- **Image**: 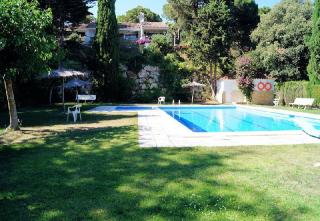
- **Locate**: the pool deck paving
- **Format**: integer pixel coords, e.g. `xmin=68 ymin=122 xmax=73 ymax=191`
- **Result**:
xmin=88 ymin=105 xmax=320 ymax=148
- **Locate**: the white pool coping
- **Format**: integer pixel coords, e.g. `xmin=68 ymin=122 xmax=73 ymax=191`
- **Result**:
xmin=88 ymin=105 xmax=320 ymax=148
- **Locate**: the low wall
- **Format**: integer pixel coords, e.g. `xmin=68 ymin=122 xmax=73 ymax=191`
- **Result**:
xmin=216 ymin=79 xmax=275 ymax=105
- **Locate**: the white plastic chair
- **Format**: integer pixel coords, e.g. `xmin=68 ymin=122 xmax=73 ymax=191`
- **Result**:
xmin=158 ymin=96 xmax=165 ymax=104
xmin=67 ymin=105 xmax=82 ymax=123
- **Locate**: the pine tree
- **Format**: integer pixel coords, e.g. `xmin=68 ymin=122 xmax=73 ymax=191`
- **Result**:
xmin=95 ymin=0 xmax=119 ymax=101
xmin=189 ymin=0 xmax=232 ymax=97
xmin=307 ymin=0 xmax=320 ymax=84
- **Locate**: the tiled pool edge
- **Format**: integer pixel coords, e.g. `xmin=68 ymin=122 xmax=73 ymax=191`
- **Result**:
xmin=137 ymin=108 xmax=320 ymax=148
xmin=88 ymin=105 xmax=320 ymax=148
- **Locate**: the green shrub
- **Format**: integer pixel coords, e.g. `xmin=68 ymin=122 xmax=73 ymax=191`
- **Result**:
xmin=134 ymin=88 xmax=163 ymax=103
xmin=68 ymin=32 xmax=82 ymax=43
xmin=277 ymin=81 xmax=320 ymax=105
xmin=149 ymin=34 xmax=173 ymax=55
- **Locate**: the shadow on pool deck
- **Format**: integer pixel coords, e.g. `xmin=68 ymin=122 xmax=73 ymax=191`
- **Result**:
xmin=0 ymin=121 xmax=306 ymax=220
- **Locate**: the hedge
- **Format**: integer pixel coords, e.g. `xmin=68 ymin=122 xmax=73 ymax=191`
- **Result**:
xmin=277 ymin=81 xmax=320 ymax=106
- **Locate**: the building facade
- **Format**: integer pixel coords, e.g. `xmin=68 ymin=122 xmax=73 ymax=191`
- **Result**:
xmin=79 ymin=22 xmax=169 ymax=45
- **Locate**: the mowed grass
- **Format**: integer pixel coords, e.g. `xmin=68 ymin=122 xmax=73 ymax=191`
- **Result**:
xmin=0 ymin=106 xmax=320 ymax=220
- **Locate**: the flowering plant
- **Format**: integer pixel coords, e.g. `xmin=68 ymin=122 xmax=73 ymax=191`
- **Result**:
xmin=238 ymin=75 xmax=254 ymax=102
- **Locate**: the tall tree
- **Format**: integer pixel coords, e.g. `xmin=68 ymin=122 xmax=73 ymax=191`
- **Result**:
xmin=307 ymin=0 xmax=320 ymax=84
xmin=232 ymin=0 xmax=260 ymax=51
xmin=251 ymin=0 xmax=312 ymax=82
xmin=189 ymin=0 xmax=232 ymax=96
xmin=166 ymin=0 xmax=213 ymax=32
xmin=95 ymin=0 xmax=119 ymax=101
xmin=118 ymin=6 xmax=162 ymax=23
xmin=0 ymin=0 xmax=55 ymax=130
xmin=259 ymin=6 xmax=271 ymax=16
xmin=38 ymin=0 xmax=94 ymax=50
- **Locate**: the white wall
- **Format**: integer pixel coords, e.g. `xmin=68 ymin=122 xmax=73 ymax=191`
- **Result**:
xmin=216 ymin=79 xmax=275 ymax=104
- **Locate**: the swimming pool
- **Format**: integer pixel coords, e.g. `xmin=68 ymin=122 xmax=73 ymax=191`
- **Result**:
xmin=160 ymin=106 xmax=320 ymax=133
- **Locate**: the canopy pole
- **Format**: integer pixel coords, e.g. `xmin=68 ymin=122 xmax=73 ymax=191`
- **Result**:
xmin=62 ymin=78 xmax=65 ymax=111
xmin=192 ymin=87 xmax=195 ymax=104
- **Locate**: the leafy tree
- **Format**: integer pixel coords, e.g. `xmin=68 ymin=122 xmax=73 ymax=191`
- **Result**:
xmin=232 ymin=0 xmax=260 ymax=51
xmin=83 ymin=15 xmax=96 ymax=24
xmin=38 ymin=0 xmax=94 ymax=48
xmin=307 ymin=0 xmax=320 ymax=84
xmin=166 ymin=0 xmax=210 ymax=31
xmin=149 ymin=34 xmax=173 ymax=55
xmin=251 ymin=0 xmax=312 ymax=82
xmin=0 ymin=0 xmax=55 ymax=130
xmin=94 ymin=0 xmax=120 ymax=101
xmin=189 ymin=0 xmax=232 ymax=96
xmin=118 ymin=6 xmax=162 ymax=23
xmin=259 ymin=6 xmax=271 ymax=16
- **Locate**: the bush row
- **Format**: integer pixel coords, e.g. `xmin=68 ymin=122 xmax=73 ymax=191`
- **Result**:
xmin=277 ymin=81 xmax=320 ymax=105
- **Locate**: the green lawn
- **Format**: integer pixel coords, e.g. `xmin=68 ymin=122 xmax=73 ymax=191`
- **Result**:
xmin=1 ymin=106 xmax=320 ymax=220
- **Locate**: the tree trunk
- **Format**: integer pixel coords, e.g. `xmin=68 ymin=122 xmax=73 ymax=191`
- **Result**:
xmin=213 ymin=62 xmax=217 ymax=96
xmin=49 ymin=85 xmax=53 ymax=105
xmin=209 ymin=63 xmax=214 ymax=98
xmin=3 ymin=77 xmax=19 ymax=130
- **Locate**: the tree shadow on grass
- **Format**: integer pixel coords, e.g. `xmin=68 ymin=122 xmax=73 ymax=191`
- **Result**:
xmin=0 ymin=105 xmax=135 ymax=128
xmin=0 ymin=124 xmax=309 ymax=220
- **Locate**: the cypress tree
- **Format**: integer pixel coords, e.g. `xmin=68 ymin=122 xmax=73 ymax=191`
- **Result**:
xmin=95 ymin=0 xmax=119 ymax=101
xmin=307 ymin=0 xmax=320 ymax=84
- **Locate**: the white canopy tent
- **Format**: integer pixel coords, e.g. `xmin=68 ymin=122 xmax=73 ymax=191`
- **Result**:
xmin=183 ymin=81 xmax=206 ymax=104
xmin=47 ymin=68 xmax=89 ymax=110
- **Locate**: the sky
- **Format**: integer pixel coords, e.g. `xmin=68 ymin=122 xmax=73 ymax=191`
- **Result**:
xmin=89 ymin=0 xmax=281 ymax=18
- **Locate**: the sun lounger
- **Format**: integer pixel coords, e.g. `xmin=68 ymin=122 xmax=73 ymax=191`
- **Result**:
xmin=76 ymin=95 xmax=96 ymax=103
xmin=289 ymin=98 xmax=314 ymax=109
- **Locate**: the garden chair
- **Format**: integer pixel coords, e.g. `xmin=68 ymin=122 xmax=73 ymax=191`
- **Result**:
xmin=67 ymin=104 xmax=82 ymax=123
xmin=273 ymin=98 xmax=280 ymax=106
xmin=158 ymin=96 xmax=165 ymax=105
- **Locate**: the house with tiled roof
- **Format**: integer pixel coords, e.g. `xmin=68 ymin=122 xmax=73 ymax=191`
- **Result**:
xmin=81 ymin=22 xmax=169 ymax=45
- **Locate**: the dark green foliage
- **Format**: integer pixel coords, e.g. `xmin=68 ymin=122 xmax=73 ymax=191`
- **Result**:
xmin=119 ymin=40 xmax=144 ymax=73
xmin=94 ymin=0 xmax=120 ymax=101
xmin=277 ymin=81 xmax=320 ymax=105
xmin=117 ymin=6 xmax=162 ymax=23
xmin=149 ymin=34 xmax=173 ymax=55
xmin=190 ymin=0 xmax=232 ymax=64
xmin=232 ymin=0 xmax=260 ymax=51
xmin=166 ymin=0 xmax=210 ymax=31
xmin=134 ymin=88 xmax=163 ymax=103
xmin=307 ymin=0 xmax=320 ymax=84
xmin=159 ymin=53 xmax=192 ymax=100
xmin=251 ymin=0 xmax=312 ymax=82
xmin=189 ymin=0 xmax=232 ymax=94
xmin=38 ymin=0 xmax=93 ymax=26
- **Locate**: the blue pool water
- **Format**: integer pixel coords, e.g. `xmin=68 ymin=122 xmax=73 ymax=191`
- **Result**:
xmin=160 ymin=106 xmax=320 ymax=133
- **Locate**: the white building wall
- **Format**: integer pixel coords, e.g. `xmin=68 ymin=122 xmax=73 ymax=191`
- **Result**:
xmin=216 ymin=79 xmax=275 ymax=104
